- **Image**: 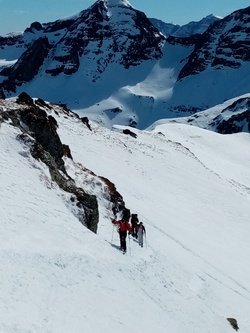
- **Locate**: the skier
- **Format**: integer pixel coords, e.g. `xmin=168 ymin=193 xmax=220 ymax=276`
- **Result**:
xmin=136 ymin=222 xmax=146 ymax=247
xmin=112 ymin=219 xmax=131 ymax=253
xmin=130 ymin=213 xmax=139 ymax=238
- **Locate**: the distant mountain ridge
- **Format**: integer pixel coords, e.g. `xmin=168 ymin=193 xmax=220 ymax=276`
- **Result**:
xmin=0 ymin=1 xmax=250 ymax=131
xmin=150 ymin=14 xmax=220 ymax=37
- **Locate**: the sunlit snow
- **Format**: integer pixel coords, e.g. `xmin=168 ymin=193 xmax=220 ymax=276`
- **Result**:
xmin=1 ymin=103 xmax=250 ymax=332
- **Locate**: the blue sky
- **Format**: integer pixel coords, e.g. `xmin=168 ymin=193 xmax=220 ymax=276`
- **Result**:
xmin=0 ymin=0 xmax=249 ymax=35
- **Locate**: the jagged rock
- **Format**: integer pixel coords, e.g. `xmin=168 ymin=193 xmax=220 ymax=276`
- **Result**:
xmin=123 ymin=129 xmax=137 ymax=138
xmin=25 ymin=21 xmax=43 ymax=33
xmin=2 ymin=93 xmax=99 ymax=232
xmin=0 ymin=33 xmax=23 ymax=48
xmin=178 ymin=6 xmax=250 ymax=80
xmin=63 ymin=144 xmax=73 ymax=159
xmin=209 ymin=97 xmax=250 ymax=133
xmin=215 ymin=110 xmax=250 ymax=134
xmin=35 ymin=98 xmax=52 ymax=109
xmin=1 ymin=95 xmax=136 ymax=232
xmin=19 ymin=105 xmax=65 ymax=170
xmin=227 ymin=318 xmax=239 ymax=331
xmin=121 ymin=9 xmax=164 ymax=68
xmin=99 ymin=176 xmax=128 ymax=218
xmin=0 ymin=37 xmax=51 ymax=93
xmin=16 ymin=92 xmax=34 ymax=106
xmin=81 ymin=117 xmax=92 ymax=131
xmin=30 ymin=141 xmax=99 ymax=233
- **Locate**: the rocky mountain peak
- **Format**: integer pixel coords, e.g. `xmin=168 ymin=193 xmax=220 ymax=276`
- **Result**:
xmin=178 ymin=6 xmax=250 ymax=80
xmin=96 ymin=0 xmax=132 ymax=7
xmin=0 ymin=0 xmax=164 ymax=96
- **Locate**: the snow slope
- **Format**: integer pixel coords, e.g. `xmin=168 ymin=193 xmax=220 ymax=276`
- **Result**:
xmin=148 ymin=93 xmax=250 ymax=132
xmin=1 ymin=107 xmax=250 ymax=332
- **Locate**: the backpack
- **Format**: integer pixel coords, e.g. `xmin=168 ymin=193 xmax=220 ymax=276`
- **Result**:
xmin=122 ymin=208 xmax=131 ymax=221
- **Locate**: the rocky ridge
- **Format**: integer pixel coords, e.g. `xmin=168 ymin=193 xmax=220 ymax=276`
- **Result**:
xmin=0 ymin=92 xmax=129 ymax=233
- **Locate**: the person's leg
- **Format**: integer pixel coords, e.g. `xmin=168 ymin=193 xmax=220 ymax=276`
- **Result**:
xmin=119 ymin=232 xmax=123 ymax=250
xmin=138 ymin=232 xmax=143 ymax=247
xmin=120 ymin=232 xmax=126 ymax=251
xmin=123 ymin=232 xmax=127 ymax=251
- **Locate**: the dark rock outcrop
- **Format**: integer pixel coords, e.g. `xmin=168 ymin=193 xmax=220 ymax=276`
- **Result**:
xmin=121 ymin=10 xmax=164 ymax=68
xmin=210 ymin=97 xmax=250 ymax=133
xmin=25 ymin=21 xmax=43 ymax=33
xmin=2 ymin=92 xmax=99 ymax=233
xmin=17 ymin=91 xmax=34 ymax=106
xmin=81 ymin=117 xmax=92 ymax=131
xmin=30 ymin=142 xmax=99 ymax=233
xmin=19 ymin=105 xmax=65 ymax=170
xmin=215 ymin=110 xmax=250 ymax=134
xmin=0 ymin=37 xmax=51 ymax=95
xmin=123 ymin=129 xmax=137 ymax=138
xmin=178 ymin=6 xmax=250 ymax=80
xmin=227 ymin=318 xmax=239 ymax=331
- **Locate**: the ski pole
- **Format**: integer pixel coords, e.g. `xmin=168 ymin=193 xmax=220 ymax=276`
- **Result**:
xmin=128 ymin=234 xmax=131 ymax=256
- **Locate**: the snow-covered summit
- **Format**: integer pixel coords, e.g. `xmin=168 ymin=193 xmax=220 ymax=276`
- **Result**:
xmin=97 ymin=0 xmax=133 ymax=8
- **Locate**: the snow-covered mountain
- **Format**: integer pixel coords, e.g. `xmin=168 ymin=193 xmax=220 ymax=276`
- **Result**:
xmin=0 ymin=0 xmax=164 ymax=95
xmin=150 ymin=14 xmax=220 ymax=38
xmin=149 ymin=93 xmax=250 ymax=134
xmin=1 ymin=93 xmax=250 ymax=332
xmin=0 ymin=1 xmax=250 ymax=131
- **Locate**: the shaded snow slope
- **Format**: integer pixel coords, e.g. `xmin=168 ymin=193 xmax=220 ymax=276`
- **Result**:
xmin=1 ymin=105 xmax=250 ymax=332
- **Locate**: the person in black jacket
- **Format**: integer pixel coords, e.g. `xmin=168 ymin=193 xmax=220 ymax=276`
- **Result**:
xmin=130 ymin=214 xmax=139 ymax=238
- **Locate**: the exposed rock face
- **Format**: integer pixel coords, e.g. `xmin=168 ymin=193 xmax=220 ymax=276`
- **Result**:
xmin=0 ymin=0 xmax=164 ymax=92
xmin=212 ymin=97 xmax=250 ymax=134
xmin=1 ymin=92 xmax=134 ymax=232
xmin=45 ymin=0 xmax=164 ymax=77
xmin=0 ymin=37 xmax=51 ymax=95
xmin=0 ymin=33 xmax=24 ymax=51
xmin=123 ymin=128 xmax=137 ymax=138
xmin=178 ymin=6 xmax=250 ymax=80
xmin=165 ymin=95 xmax=250 ymax=134
xmin=1 ymin=92 xmax=99 ymax=233
xmin=20 ymin=105 xmax=65 ymax=170
xmin=215 ymin=110 xmax=250 ymax=134
xmin=227 ymin=318 xmax=239 ymax=331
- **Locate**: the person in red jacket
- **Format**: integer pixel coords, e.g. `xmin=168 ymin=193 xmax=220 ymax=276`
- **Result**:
xmin=112 ymin=219 xmax=131 ymax=253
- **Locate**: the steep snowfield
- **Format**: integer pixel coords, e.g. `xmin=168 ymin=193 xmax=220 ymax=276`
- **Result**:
xmin=1 ymin=108 xmax=250 ymax=332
